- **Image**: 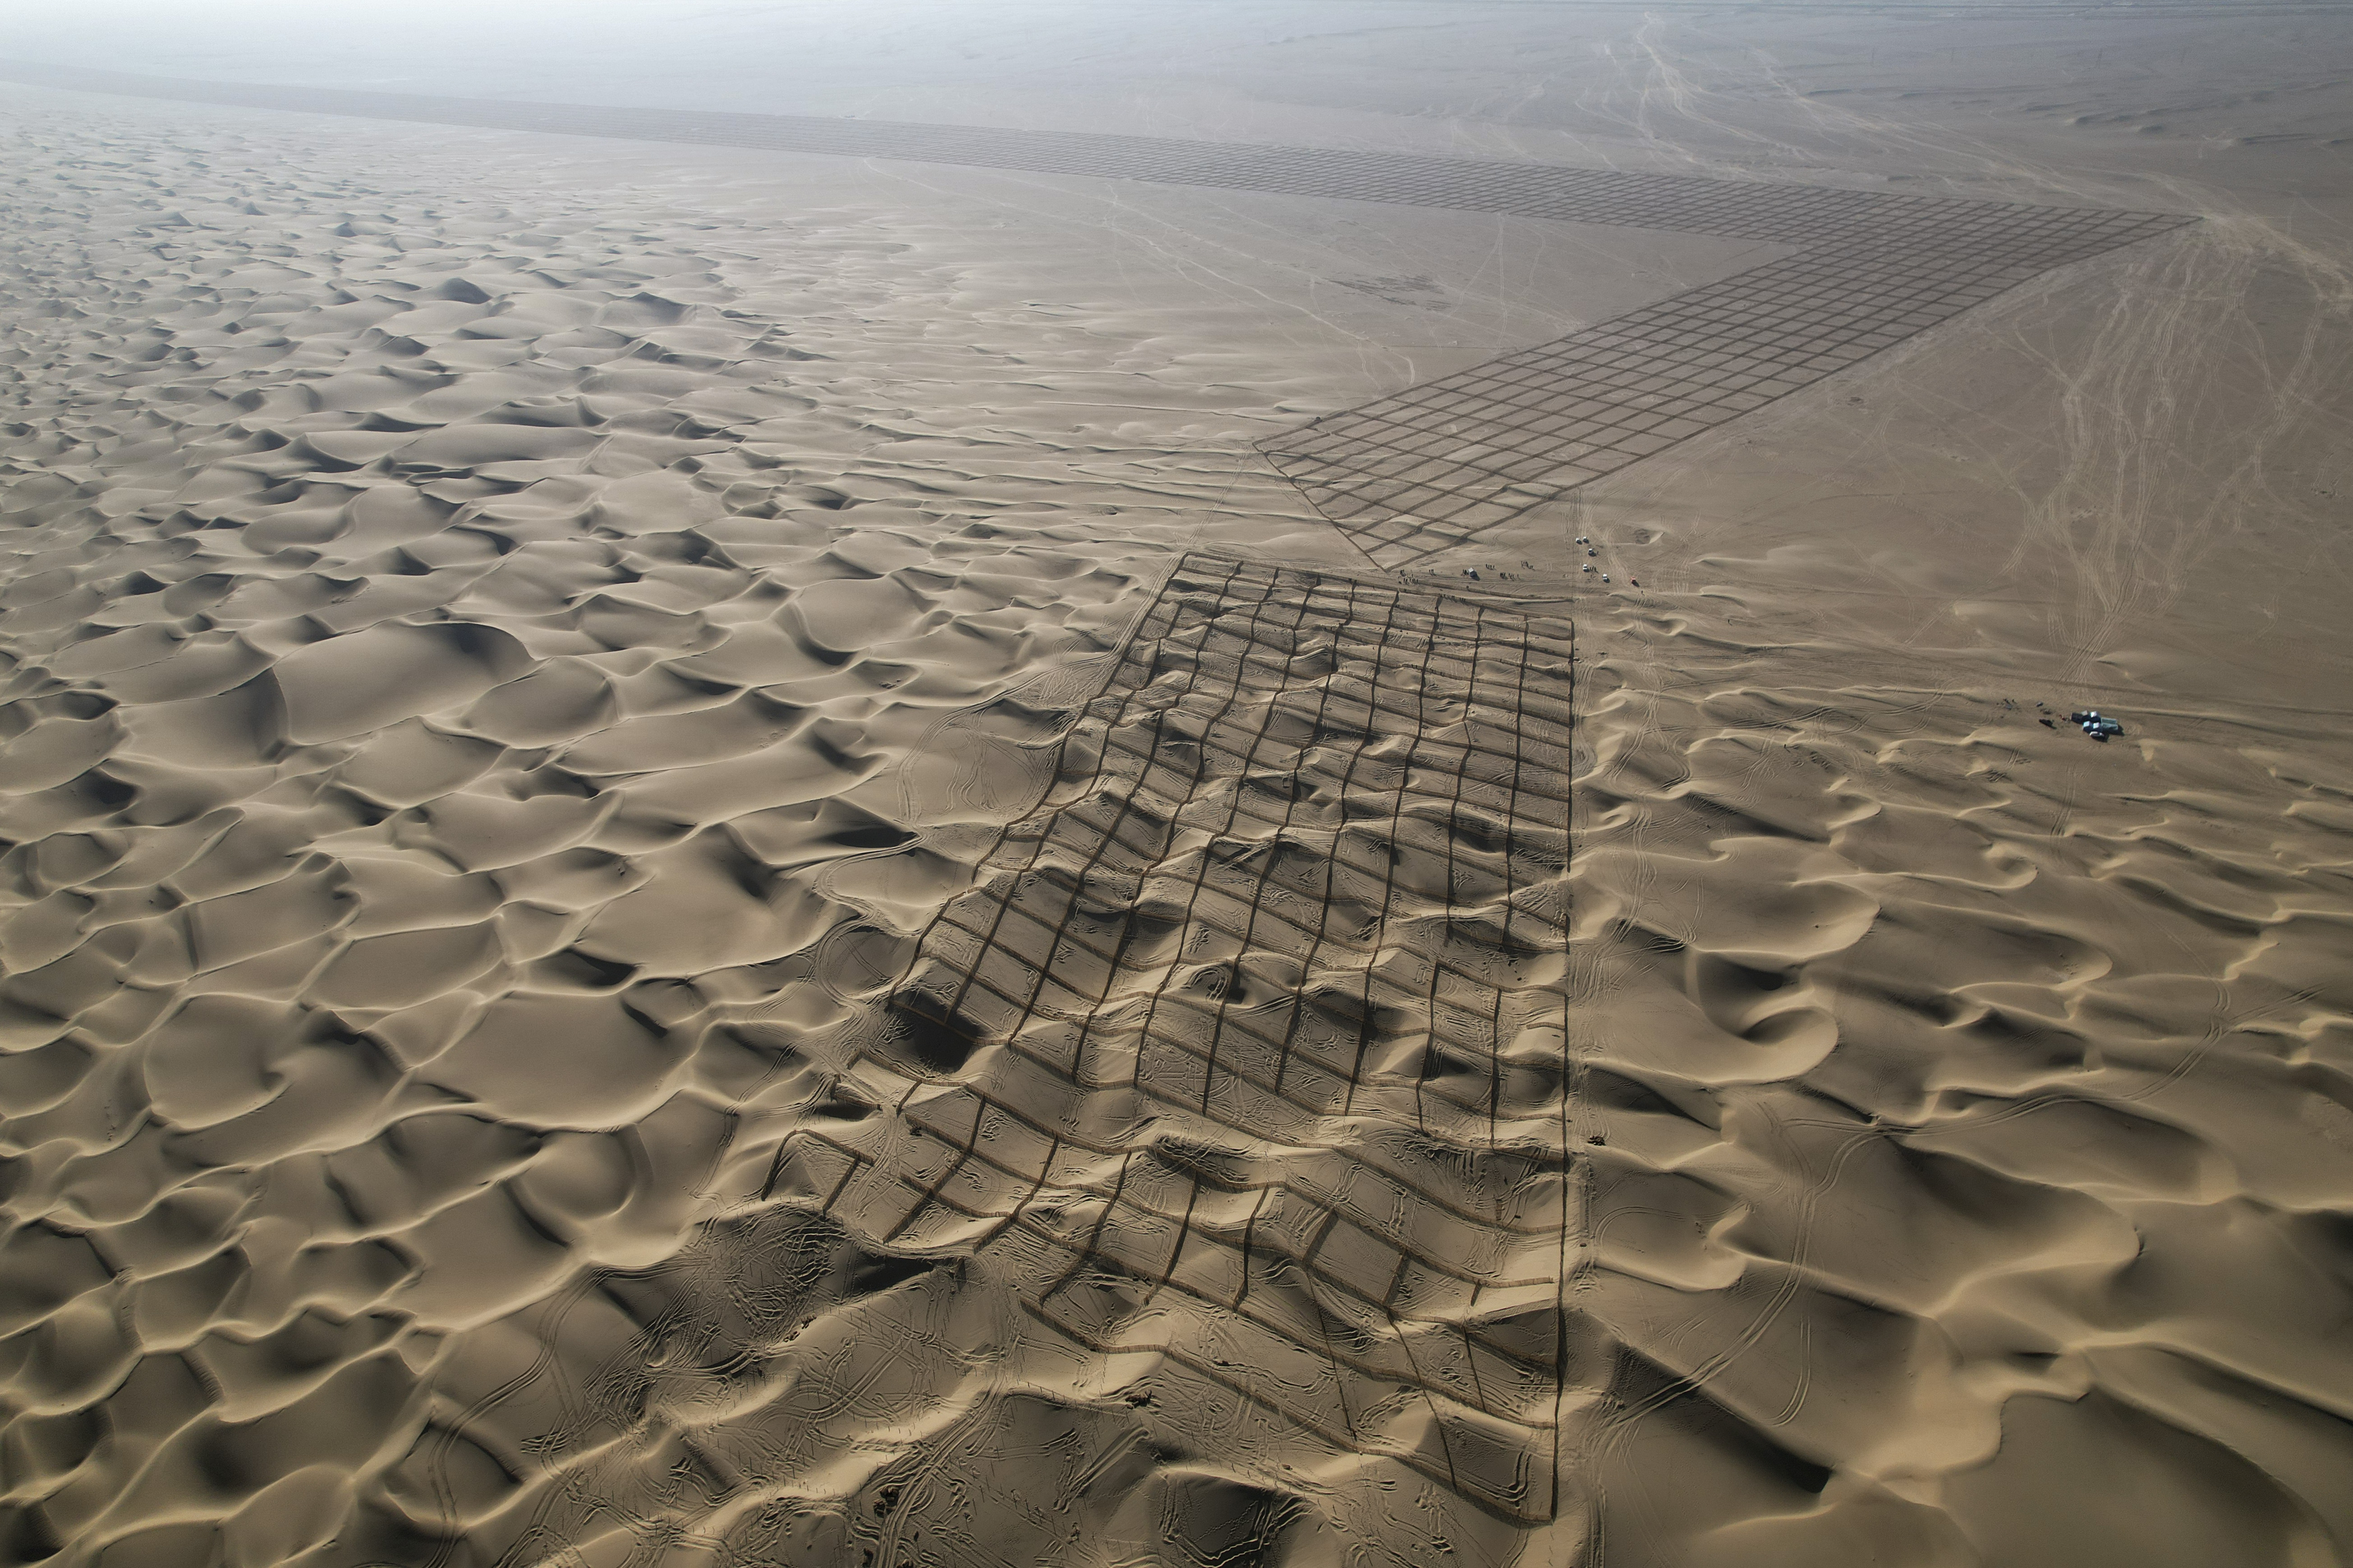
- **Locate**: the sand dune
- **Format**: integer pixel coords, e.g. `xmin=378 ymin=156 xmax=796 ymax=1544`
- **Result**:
xmin=1568 ymin=589 xmax=2353 ymax=1566
xmin=4 ymin=9 xmax=2353 ymax=1567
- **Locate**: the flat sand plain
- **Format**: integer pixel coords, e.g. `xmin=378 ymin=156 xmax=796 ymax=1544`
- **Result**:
xmin=2 ymin=7 xmax=2352 ymax=1567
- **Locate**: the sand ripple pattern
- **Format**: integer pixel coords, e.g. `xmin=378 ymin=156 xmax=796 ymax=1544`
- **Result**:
xmin=770 ymin=556 xmax=1578 ymax=1523
xmin=1567 ymin=605 xmax=2353 ymax=1566
xmin=0 ymin=114 xmax=1237 ymax=1568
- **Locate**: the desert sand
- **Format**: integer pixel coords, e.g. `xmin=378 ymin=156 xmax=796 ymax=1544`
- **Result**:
xmin=1 ymin=4 xmax=2350 ymax=1565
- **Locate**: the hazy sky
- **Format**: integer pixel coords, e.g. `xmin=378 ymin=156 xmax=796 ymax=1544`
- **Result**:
xmin=0 ymin=2 xmax=1589 ymax=138
xmin=0 ymin=3 xmax=1443 ymax=101
xmin=0 ymin=1 xmax=1464 ymax=77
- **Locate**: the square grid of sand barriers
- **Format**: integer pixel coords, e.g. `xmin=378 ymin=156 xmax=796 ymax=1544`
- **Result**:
xmin=1263 ymin=201 xmax=2189 ymax=568
xmin=767 ymin=554 xmax=1579 ymax=1520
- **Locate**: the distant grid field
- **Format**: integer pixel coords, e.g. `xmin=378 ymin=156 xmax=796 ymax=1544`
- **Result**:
xmin=1265 ymin=201 xmax=2186 ymax=566
xmin=6 ymin=60 xmax=2193 ymax=567
xmin=767 ymin=555 xmax=1578 ymax=1520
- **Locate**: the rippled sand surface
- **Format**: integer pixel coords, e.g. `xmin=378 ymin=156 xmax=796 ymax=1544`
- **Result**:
xmin=4 ymin=7 xmax=2352 ymax=1565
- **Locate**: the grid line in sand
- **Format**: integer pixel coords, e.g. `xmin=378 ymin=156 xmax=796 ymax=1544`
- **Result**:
xmin=1263 ymin=206 xmax=2192 ymax=566
xmin=762 ymin=555 xmax=1578 ymax=1522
